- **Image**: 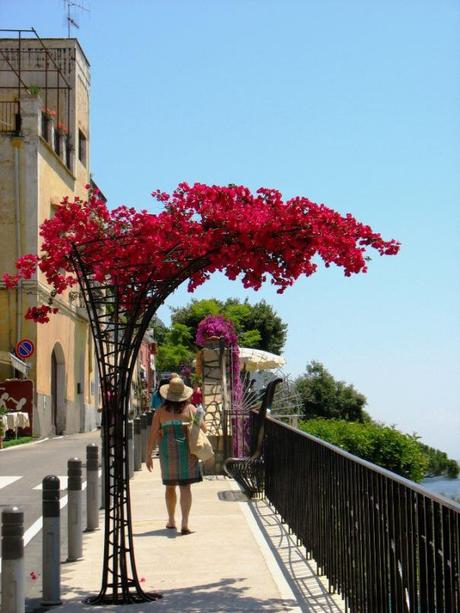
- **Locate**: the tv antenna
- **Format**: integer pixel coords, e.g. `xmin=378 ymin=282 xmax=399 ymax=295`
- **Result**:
xmin=64 ymin=1 xmax=89 ymax=38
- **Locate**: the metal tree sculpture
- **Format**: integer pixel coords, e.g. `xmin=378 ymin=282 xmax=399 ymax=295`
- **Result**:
xmin=3 ymin=182 xmax=399 ymax=604
xmin=71 ymin=237 xmax=209 ymax=604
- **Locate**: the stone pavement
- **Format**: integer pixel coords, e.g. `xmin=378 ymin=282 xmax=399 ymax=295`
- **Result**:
xmin=37 ymin=459 xmax=344 ymax=612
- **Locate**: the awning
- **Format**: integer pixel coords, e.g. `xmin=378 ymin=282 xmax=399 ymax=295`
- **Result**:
xmin=238 ymin=347 xmax=286 ymax=372
xmin=0 ymin=352 xmax=31 ymax=376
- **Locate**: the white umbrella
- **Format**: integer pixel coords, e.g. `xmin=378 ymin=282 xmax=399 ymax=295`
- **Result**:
xmin=238 ymin=347 xmax=286 ymax=372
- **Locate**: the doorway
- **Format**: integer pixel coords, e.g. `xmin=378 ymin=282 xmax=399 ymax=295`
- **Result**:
xmin=51 ymin=344 xmax=66 ymax=435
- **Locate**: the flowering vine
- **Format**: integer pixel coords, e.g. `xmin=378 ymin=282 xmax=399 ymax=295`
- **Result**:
xmin=2 ymin=182 xmax=400 ymax=323
xmin=196 ymin=315 xmax=245 ymax=456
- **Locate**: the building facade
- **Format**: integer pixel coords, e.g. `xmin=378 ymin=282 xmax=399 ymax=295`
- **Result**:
xmin=0 ymin=32 xmax=99 ymax=436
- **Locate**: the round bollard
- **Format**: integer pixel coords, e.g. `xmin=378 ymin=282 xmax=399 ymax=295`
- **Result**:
xmin=134 ymin=417 xmax=142 ymax=471
xmin=67 ymin=458 xmax=82 ymax=561
xmin=86 ymin=444 xmax=99 ymax=531
xmin=141 ymin=413 xmax=148 ymax=463
xmin=100 ymin=425 xmax=105 ymax=510
xmin=42 ymin=476 xmax=61 ymax=605
xmin=1 ymin=507 xmax=25 ymax=613
xmin=127 ymin=420 xmax=134 ymax=479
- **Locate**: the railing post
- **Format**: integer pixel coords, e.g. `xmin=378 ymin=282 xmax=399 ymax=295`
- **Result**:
xmin=1 ymin=507 xmax=25 ymax=613
xmin=42 ymin=476 xmax=61 ymax=606
xmin=140 ymin=413 xmax=148 ymax=463
xmin=128 ymin=420 xmax=134 ymax=479
xmin=67 ymin=458 xmax=82 ymax=561
xmin=134 ymin=417 xmax=142 ymax=471
xmin=86 ymin=444 xmax=99 ymax=531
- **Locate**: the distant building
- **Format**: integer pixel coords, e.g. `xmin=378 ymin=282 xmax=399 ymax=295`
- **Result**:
xmin=0 ymin=31 xmax=99 ymax=436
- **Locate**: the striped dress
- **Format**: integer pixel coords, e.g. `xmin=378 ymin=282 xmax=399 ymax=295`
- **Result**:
xmin=159 ymin=419 xmax=202 ymax=486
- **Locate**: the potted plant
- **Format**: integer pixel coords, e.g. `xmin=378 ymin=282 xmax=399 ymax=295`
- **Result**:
xmin=28 ymin=84 xmax=41 ymax=97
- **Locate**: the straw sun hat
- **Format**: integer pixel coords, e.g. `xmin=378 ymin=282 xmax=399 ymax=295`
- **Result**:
xmin=160 ymin=376 xmax=193 ymax=402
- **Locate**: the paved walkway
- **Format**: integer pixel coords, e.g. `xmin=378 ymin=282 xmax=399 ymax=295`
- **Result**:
xmin=36 ymin=461 xmax=344 ymax=612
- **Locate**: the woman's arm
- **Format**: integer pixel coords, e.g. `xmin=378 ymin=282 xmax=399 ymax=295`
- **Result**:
xmin=146 ymin=410 xmax=161 ymax=471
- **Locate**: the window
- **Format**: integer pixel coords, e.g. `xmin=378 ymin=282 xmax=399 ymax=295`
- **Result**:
xmin=78 ymin=129 xmax=87 ymax=166
xmin=41 ymin=112 xmax=48 ymax=141
xmin=53 ymin=127 xmax=60 ymax=155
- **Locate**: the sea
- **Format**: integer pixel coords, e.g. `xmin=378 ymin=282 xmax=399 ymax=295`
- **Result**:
xmin=421 ymin=476 xmax=460 ymax=505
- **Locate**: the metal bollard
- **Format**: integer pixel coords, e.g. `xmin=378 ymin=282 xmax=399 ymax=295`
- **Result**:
xmin=42 ymin=476 xmax=61 ymax=605
xmin=1 ymin=507 xmax=25 ymax=613
xmin=141 ymin=413 xmax=148 ymax=463
xmin=134 ymin=417 xmax=142 ymax=471
xmin=100 ymin=425 xmax=105 ymax=509
xmin=67 ymin=458 xmax=82 ymax=561
xmin=86 ymin=444 xmax=99 ymax=531
xmin=127 ymin=420 xmax=134 ymax=479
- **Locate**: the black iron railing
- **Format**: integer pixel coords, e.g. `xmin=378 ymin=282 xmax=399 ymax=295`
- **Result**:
xmin=0 ymin=100 xmax=20 ymax=134
xmin=264 ymin=417 xmax=460 ymax=612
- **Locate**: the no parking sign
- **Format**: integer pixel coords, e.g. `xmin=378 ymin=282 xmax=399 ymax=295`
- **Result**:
xmin=15 ymin=338 xmax=35 ymax=360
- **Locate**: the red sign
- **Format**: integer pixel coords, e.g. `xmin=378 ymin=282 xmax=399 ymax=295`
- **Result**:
xmin=0 ymin=379 xmax=33 ymax=435
xmin=15 ymin=338 xmax=35 ymax=360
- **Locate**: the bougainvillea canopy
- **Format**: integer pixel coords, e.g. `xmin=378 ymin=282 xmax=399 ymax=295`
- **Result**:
xmin=4 ymin=182 xmax=399 ymax=321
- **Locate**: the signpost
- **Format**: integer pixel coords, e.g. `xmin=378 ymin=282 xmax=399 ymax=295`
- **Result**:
xmin=15 ymin=339 xmax=35 ymax=360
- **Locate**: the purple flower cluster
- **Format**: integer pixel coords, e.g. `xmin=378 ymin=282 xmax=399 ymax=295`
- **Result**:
xmin=195 ymin=315 xmax=238 ymax=348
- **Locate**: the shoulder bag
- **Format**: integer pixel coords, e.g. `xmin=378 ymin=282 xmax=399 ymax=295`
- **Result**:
xmin=187 ymin=407 xmax=214 ymax=462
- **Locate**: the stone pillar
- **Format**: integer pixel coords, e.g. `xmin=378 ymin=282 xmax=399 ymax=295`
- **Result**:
xmin=201 ymin=343 xmax=232 ymax=474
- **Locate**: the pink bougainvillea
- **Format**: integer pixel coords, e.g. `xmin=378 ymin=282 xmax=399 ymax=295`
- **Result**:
xmin=2 ymin=182 xmax=400 ymax=323
xmin=196 ymin=315 xmax=238 ymax=348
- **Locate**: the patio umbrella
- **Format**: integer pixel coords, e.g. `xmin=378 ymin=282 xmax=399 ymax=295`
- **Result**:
xmin=238 ymin=347 xmax=286 ymax=372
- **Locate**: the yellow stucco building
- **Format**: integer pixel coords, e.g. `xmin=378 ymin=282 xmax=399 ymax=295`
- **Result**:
xmin=0 ymin=32 xmax=99 ymax=436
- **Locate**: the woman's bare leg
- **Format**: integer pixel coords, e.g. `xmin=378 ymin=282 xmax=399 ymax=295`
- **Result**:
xmin=165 ymin=485 xmax=177 ymax=527
xmin=179 ymin=484 xmax=192 ymax=531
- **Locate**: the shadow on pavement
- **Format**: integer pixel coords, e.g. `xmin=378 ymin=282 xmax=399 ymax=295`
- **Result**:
xmin=134 ymin=528 xmax=178 ymax=539
xmin=248 ymin=500 xmax=344 ymax=612
xmin=27 ymin=576 xmax=299 ymax=612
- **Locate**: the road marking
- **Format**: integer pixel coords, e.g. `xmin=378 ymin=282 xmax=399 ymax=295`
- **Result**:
xmin=33 ymin=476 xmax=68 ymax=490
xmin=0 ymin=470 xmax=101 ymax=569
xmin=0 ymin=476 xmax=22 ymax=489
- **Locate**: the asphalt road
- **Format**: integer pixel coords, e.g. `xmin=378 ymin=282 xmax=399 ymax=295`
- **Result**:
xmin=0 ymin=430 xmax=102 ymax=607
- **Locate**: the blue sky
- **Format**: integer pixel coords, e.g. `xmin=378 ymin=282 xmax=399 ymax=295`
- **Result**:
xmin=2 ymin=0 xmax=459 ymax=457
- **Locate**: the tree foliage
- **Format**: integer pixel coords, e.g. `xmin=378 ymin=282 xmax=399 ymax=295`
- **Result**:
xmin=418 ymin=443 xmax=459 ymax=479
xmin=153 ymin=297 xmax=287 ymax=372
xmin=154 ymin=323 xmax=195 ymax=373
xmin=170 ymin=297 xmax=287 ymax=354
xmin=300 ymin=418 xmax=428 ymax=482
xmin=295 ymin=361 xmax=368 ymax=422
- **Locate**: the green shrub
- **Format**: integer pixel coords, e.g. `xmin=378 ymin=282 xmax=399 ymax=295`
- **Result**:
xmin=300 ymin=418 xmax=428 ymax=482
xmin=418 ymin=443 xmax=459 ymax=478
xmin=3 ymin=436 xmax=34 ymax=448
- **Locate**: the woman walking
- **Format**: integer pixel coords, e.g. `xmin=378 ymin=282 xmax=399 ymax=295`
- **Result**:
xmin=145 ymin=375 xmax=206 ymax=534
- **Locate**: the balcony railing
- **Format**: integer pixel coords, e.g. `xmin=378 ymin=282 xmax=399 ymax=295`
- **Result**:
xmin=0 ymin=100 xmax=21 ymax=134
xmin=263 ymin=417 xmax=460 ymax=612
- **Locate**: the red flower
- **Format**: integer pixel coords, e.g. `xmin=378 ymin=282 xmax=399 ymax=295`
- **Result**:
xmin=2 ymin=183 xmax=400 ymax=323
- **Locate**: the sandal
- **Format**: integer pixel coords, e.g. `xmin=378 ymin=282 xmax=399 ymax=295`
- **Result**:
xmin=181 ymin=528 xmax=192 ymax=535
xmin=166 ymin=524 xmax=176 ymax=530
